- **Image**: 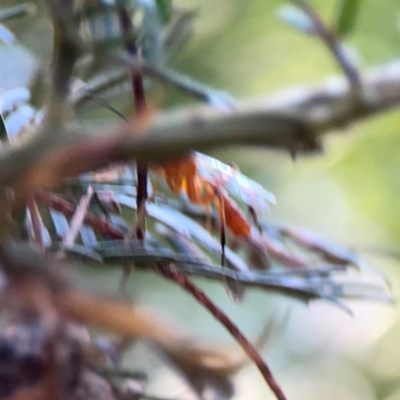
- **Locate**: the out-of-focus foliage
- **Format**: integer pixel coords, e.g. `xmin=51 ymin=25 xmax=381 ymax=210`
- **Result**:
xmin=1 ymin=0 xmax=400 ymax=399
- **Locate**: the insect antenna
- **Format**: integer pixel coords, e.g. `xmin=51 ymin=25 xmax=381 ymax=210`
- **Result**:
xmin=79 ymin=90 xmax=129 ymax=121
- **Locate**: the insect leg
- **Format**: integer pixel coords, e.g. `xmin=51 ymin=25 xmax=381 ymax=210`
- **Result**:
xmin=205 ymin=201 xmax=213 ymax=234
xmin=215 ymin=187 xmax=226 ymax=266
xmin=148 ymin=174 xmax=161 ymax=203
xmin=119 ymin=262 xmax=134 ymax=298
xmin=248 ymin=205 xmax=263 ymax=234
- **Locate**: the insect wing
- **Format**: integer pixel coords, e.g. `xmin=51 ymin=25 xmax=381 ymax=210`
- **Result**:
xmin=194 ymin=152 xmax=276 ymax=211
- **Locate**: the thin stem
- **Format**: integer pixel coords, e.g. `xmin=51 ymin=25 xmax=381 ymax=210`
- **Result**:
xmin=93 ymin=367 xmax=147 ymax=381
xmin=155 ymin=263 xmax=287 ymax=400
xmin=63 ymin=185 xmax=94 ymax=247
xmin=117 ymin=6 xmax=148 ymax=240
xmin=294 ymin=0 xmax=361 ymax=93
xmin=27 ymin=197 xmax=44 ymax=251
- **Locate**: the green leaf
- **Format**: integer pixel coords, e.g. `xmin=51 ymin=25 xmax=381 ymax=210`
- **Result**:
xmin=333 ymin=0 xmax=361 ymax=37
xmin=154 ymin=0 xmax=173 ymax=24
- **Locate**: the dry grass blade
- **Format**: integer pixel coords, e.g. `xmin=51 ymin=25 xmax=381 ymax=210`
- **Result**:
xmin=37 ymin=192 xmax=124 ymax=239
xmin=63 ymin=185 xmax=94 ymax=247
xmin=26 ymin=197 xmax=45 ymax=251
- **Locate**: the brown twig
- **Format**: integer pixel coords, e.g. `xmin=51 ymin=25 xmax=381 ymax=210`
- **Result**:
xmin=155 ymin=263 xmax=287 ymax=400
xmin=118 ymin=6 xmax=149 ymax=241
xmin=63 ymin=185 xmax=94 ymax=247
xmin=36 ymin=192 xmax=124 ymax=240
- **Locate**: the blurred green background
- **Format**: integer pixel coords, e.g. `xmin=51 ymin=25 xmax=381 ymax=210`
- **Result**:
xmin=3 ymin=0 xmax=400 ymax=398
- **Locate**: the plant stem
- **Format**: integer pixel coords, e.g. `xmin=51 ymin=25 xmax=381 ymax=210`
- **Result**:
xmin=155 ymin=263 xmax=287 ymax=400
xmin=118 ymin=6 xmax=148 ymax=241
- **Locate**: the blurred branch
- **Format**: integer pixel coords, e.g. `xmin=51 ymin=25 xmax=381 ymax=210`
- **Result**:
xmin=74 ymin=56 xmax=400 ymax=158
xmin=0 ymin=114 xmax=310 ymax=212
xmin=1 ymin=60 xmax=400 ymax=212
xmin=168 ymin=58 xmax=400 ymax=139
xmin=147 ymin=55 xmax=400 ymax=135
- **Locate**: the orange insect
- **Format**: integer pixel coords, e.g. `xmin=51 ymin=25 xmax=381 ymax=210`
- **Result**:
xmin=151 ymin=155 xmax=252 ymax=265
